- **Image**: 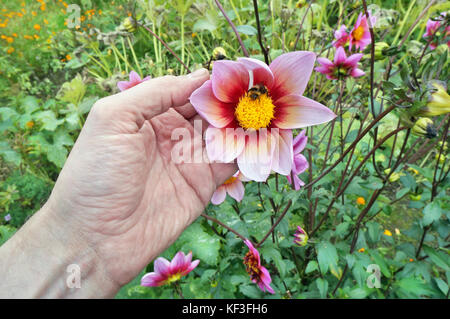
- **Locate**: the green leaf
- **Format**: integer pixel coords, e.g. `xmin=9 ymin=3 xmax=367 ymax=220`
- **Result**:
xmin=422 ymin=202 xmax=442 ymax=226
xmin=394 ymin=277 xmax=434 ymax=298
xmin=260 ymin=245 xmax=286 ymax=278
xmin=435 ymin=278 xmax=449 ymax=295
xmin=0 ymin=142 xmax=22 ymax=166
xmin=46 ymin=144 xmax=68 ymax=168
xmin=35 ymin=110 xmax=64 ymax=131
xmin=179 ymin=222 xmax=220 ymax=266
xmin=239 ymin=284 xmax=262 ymax=298
xmin=236 ymin=25 xmax=258 ymax=36
xmin=317 ymin=241 xmax=338 ymax=275
xmin=423 ymin=246 xmax=450 ymax=271
xmin=305 ymin=261 xmax=318 ymax=274
xmin=0 ymin=225 xmax=17 ymax=246
xmin=315 ymin=278 xmax=328 ymax=298
xmin=396 ymin=187 xmax=410 ymax=200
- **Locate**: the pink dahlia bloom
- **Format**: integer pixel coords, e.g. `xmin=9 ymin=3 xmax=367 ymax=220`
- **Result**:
xmin=423 ymin=17 xmax=450 ymax=49
xmin=190 ymin=52 xmax=336 ymax=182
xmin=349 ymin=12 xmax=376 ymax=52
xmin=333 ymin=25 xmax=350 ymax=48
xmin=287 ymin=130 xmax=309 ymax=190
xmin=243 ymin=239 xmax=275 ymax=294
xmin=117 ymin=70 xmax=151 ymax=91
xmin=315 ymin=47 xmax=365 ymax=80
xmin=141 ymin=251 xmax=200 ymax=287
xmin=211 ymin=171 xmax=248 ymax=205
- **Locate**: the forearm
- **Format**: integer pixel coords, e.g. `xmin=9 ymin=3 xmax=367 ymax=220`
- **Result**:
xmin=0 ymin=202 xmax=119 ymax=298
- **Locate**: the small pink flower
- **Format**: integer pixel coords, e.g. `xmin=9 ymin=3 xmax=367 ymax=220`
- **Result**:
xmin=423 ymin=15 xmax=450 ymax=50
xmin=333 ymin=25 xmax=350 ymax=48
xmin=4 ymin=214 xmax=11 ymax=222
xmin=190 ymin=52 xmax=336 ymax=182
xmin=315 ymin=47 xmax=365 ymax=80
xmin=243 ymin=239 xmax=275 ymax=294
xmin=211 ymin=171 xmax=248 ymax=205
xmin=117 ymin=70 xmax=151 ymax=91
xmin=141 ymin=251 xmax=200 ymax=287
xmin=287 ymin=130 xmax=309 ymax=190
xmin=349 ymin=12 xmax=376 ymax=52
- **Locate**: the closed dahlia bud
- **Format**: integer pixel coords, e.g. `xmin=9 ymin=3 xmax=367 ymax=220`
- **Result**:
xmin=412 ymin=117 xmax=437 ymax=138
xmin=122 ymin=17 xmax=136 ymax=33
xmin=418 ymin=83 xmax=450 ymax=117
xmin=294 ymin=226 xmax=308 ymax=246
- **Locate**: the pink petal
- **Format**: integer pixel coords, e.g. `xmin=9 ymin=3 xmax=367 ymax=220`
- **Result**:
xmin=142 ymin=75 xmax=152 ymax=81
xmin=315 ymin=66 xmax=332 ymax=75
xmin=205 ymin=126 xmax=246 ymax=163
xmin=270 ymin=129 xmax=293 ymax=176
xmin=273 ymin=94 xmax=336 ymax=129
xmin=344 ymin=53 xmax=363 ymax=68
xmin=225 ymin=179 xmax=245 ymax=202
xmin=293 ymin=153 xmax=308 ymax=174
xmin=351 ymin=68 xmax=365 ymax=78
xmin=334 ymin=47 xmax=347 ymax=65
xmin=317 ymin=57 xmax=334 ymax=67
xmin=211 ymin=186 xmax=227 ymax=205
xmin=293 ymin=130 xmax=307 ymax=154
xmin=154 ymin=257 xmax=171 ymax=276
xmin=237 ymin=130 xmax=275 ymax=182
xmin=190 ymin=80 xmax=235 ymax=128
xmin=185 ymin=259 xmax=200 ymax=273
xmin=170 ymin=251 xmax=186 ymax=272
xmin=141 ymin=272 xmax=165 ymax=287
xmin=117 ymin=81 xmax=131 ymax=91
xmin=269 ymin=51 xmax=316 ymax=101
xmin=129 ymin=70 xmax=141 ymax=83
xmin=211 ymin=60 xmax=249 ymax=103
xmin=237 ymin=57 xmax=274 ymax=88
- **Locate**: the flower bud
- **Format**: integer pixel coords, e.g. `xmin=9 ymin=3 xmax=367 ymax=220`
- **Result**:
xmin=212 ymin=47 xmax=227 ymax=61
xmin=295 ymin=0 xmax=307 ymax=9
xmin=372 ymin=42 xmax=390 ymax=60
xmin=412 ymin=117 xmax=437 ymax=138
xmin=389 ymin=172 xmax=401 ymax=183
xmin=122 ymin=17 xmax=136 ymax=33
xmin=419 ymin=83 xmax=450 ymax=117
xmin=409 ymin=194 xmax=422 ymax=201
xmin=435 ymin=153 xmax=446 ymax=164
xmin=293 ymin=226 xmax=308 ymax=246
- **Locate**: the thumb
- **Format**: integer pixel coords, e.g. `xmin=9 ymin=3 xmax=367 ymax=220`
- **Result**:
xmin=97 ymin=69 xmax=210 ymax=127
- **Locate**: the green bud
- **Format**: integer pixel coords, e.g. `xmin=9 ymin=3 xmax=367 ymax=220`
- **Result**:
xmin=412 ymin=117 xmax=437 ymax=138
xmin=419 ymin=83 xmax=450 ymax=117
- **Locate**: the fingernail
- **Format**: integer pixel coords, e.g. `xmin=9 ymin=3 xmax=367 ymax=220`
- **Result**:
xmin=188 ymin=68 xmax=208 ymax=78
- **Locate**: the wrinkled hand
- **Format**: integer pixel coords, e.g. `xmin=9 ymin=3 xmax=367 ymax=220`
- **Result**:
xmin=46 ymin=69 xmax=236 ymax=289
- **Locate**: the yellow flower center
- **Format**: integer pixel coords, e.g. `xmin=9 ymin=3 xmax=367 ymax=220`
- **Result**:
xmin=235 ymin=92 xmax=275 ymax=130
xmin=352 ymin=26 xmax=364 ymax=41
xmin=167 ymin=273 xmax=181 ymax=283
xmin=224 ymin=176 xmax=237 ymax=185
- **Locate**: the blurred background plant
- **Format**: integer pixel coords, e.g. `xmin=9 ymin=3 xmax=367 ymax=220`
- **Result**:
xmin=0 ymin=0 xmax=449 ymax=299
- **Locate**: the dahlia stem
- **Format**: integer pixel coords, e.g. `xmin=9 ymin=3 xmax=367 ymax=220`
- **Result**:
xmin=252 ymin=0 xmax=269 ymax=64
xmin=214 ymin=0 xmax=249 ymax=57
xmin=256 ymin=200 xmax=292 ymax=248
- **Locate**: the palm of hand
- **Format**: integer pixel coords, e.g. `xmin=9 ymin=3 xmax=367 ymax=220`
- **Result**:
xmin=49 ymin=74 xmax=235 ymax=286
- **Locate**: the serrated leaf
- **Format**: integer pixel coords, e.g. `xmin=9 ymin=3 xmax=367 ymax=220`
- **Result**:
xmin=179 ymin=222 xmax=220 ymax=265
xmin=422 ymin=202 xmax=442 ymax=226
xmin=423 ymin=246 xmax=450 ymax=271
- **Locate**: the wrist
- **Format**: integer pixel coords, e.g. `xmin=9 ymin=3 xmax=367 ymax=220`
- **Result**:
xmin=0 ymin=201 xmax=119 ymax=298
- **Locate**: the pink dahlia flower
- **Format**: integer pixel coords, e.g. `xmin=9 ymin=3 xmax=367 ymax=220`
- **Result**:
xmin=141 ymin=251 xmax=199 ymax=287
xmin=333 ymin=25 xmax=350 ymax=48
xmin=287 ymin=130 xmax=309 ymax=190
xmin=190 ymin=52 xmax=336 ymax=182
xmin=211 ymin=171 xmax=248 ymax=205
xmin=117 ymin=70 xmax=151 ymax=91
xmin=243 ymin=239 xmax=275 ymax=294
xmin=349 ymin=12 xmax=376 ymax=52
xmin=423 ymin=17 xmax=450 ymax=50
xmin=315 ymin=47 xmax=365 ymax=80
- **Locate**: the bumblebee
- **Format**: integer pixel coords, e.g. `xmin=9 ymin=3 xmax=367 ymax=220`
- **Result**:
xmin=248 ymin=84 xmax=268 ymax=100
xmin=204 ymin=47 xmax=228 ymax=70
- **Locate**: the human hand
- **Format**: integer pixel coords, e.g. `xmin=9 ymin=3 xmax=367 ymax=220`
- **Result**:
xmin=15 ymin=69 xmax=236 ymax=297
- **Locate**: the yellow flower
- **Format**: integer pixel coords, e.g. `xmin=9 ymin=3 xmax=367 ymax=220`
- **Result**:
xmin=358 ymin=248 xmax=365 ymax=253
xmin=32 ymin=11 xmax=37 ymax=16
xmin=395 ymin=228 xmax=400 ymax=235
xmin=356 ymin=197 xmax=366 ymax=205
xmin=383 ymin=229 xmax=392 ymax=236
xmin=12 ymin=33 xmax=17 ymax=37
xmin=25 ymin=121 xmax=34 ymax=129
xmin=33 ymin=34 xmax=39 ymax=40
xmin=191 ymin=32 xmax=197 ymax=38
xmin=7 ymin=47 xmax=14 ymax=54
xmin=43 ymin=18 xmax=49 ymax=24
xmin=40 ymin=5 xmax=46 ymax=11
xmin=66 ymin=54 xmax=71 ymax=61
xmin=6 ymin=37 xmax=13 ymax=43
xmin=34 ymin=24 xmax=41 ymax=31
xmin=419 ymin=83 xmax=450 ymax=117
